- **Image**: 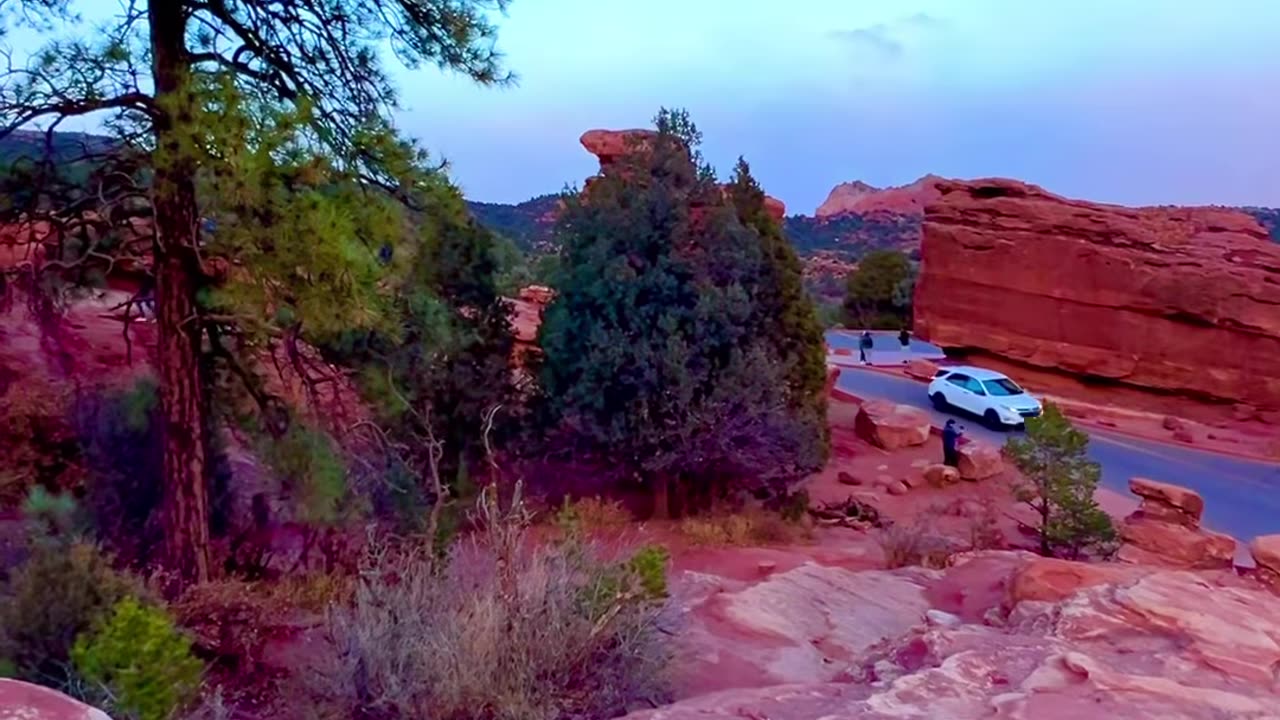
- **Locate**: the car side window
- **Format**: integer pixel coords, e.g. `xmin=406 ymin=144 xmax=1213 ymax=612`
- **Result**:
xmin=965 ymin=378 xmax=986 ymax=395
xmin=946 ymin=374 xmax=971 ymax=390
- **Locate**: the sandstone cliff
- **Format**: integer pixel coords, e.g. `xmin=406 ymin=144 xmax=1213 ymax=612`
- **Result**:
xmin=915 ymin=178 xmax=1280 ymax=412
xmin=815 ymin=174 xmax=942 ymax=218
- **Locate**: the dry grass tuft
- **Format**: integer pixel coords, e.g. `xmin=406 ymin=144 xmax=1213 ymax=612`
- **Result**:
xmin=678 ymin=508 xmax=809 ymax=547
xmin=305 ymin=483 xmax=671 ymax=720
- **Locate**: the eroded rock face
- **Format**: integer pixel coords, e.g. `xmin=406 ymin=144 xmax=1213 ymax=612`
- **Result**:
xmin=854 ymin=400 xmax=931 ymax=450
xmin=632 ymin=552 xmax=1280 ymax=720
xmin=0 ymin=679 xmax=112 ymax=720
xmin=815 ymin=175 xmax=943 ymax=219
xmin=1117 ymin=478 xmax=1235 ymax=569
xmin=1249 ymin=535 xmax=1280 ymax=590
xmin=579 ymin=129 xmax=787 ymax=221
xmin=915 ymin=178 xmax=1280 ymax=413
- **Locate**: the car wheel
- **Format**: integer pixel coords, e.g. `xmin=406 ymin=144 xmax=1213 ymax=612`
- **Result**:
xmin=983 ymin=409 xmax=1004 ymax=430
xmin=930 ymin=392 xmax=948 ymax=410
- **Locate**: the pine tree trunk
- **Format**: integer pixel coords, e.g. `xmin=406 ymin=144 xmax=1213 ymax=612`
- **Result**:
xmin=150 ymin=1 xmax=210 ymax=585
xmin=653 ymin=475 xmax=670 ymax=520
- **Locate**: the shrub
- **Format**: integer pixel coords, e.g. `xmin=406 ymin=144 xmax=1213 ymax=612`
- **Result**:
xmin=72 ymin=597 xmax=204 ymax=720
xmin=308 ymin=488 xmax=670 ymax=720
xmin=0 ymin=377 xmax=81 ymax=505
xmin=73 ymin=379 xmax=165 ymax=565
xmin=554 ymin=495 xmax=632 ymax=535
xmin=678 ymin=508 xmax=807 ymax=547
xmin=0 ymin=543 xmax=141 ymax=684
xmin=875 ymin=519 xmax=953 ymax=569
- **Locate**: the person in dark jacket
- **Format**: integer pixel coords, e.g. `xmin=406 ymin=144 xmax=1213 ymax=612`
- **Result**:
xmin=942 ymin=419 xmax=963 ymax=467
xmin=898 ymin=328 xmax=910 ymax=349
xmin=859 ymin=331 xmax=874 ymax=364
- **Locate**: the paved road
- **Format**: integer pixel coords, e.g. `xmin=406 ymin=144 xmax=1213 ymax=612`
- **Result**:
xmin=835 ymin=366 xmax=1280 ymax=543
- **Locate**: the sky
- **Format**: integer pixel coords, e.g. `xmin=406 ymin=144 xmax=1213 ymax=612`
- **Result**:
xmin=393 ymin=0 xmax=1280 ymax=212
xmin=7 ymin=1 xmax=1279 ymax=212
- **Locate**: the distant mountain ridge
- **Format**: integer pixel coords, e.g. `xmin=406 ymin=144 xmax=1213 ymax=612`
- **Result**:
xmin=4 ymin=131 xmax=1276 ymax=252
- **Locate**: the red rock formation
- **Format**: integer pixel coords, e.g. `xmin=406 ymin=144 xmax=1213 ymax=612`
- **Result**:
xmin=815 ymin=174 xmax=943 ymax=218
xmin=915 ymin=178 xmax=1280 ymax=412
xmin=955 ymin=442 xmax=1002 ymax=480
xmin=853 ymin=400 xmax=931 ymax=449
xmin=1118 ymin=478 xmax=1235 ymax=569
xmin=579 ymin=129 xmax=787 ymax=222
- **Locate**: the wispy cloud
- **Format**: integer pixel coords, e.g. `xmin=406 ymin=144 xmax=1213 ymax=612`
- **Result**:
xmin=829 ymin=13 xmax=947 ymax=60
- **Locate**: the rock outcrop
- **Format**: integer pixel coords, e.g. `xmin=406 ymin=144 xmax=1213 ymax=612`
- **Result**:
xmin=0 ymin=679 xmax=111 ymax=719
xmin=815 ymin=174 xmax=943 ymax=218
xmin=1117 ymin=478 xmax=1235 ymax=569
xmin=1248 ymin=534 xmax=1280 ymax=590
xmin=915 ymin=178 xmax=1280 ymax=413
xmin=632 ymin=551 xmax=1280 ymax=719
xmin=956 ymin=441 xmax=1002 ymax=480
xmin=853 ymin=400 xmax=931 ymax=450
xmin=579 ymin=129 xmax=787 ymax=221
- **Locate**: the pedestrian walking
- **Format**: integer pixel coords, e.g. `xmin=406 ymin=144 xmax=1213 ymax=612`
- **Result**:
xmin=898 ymin=328 xmax=911 ymax=349
xmin=859 ymin=331 xmax=874 ymax=365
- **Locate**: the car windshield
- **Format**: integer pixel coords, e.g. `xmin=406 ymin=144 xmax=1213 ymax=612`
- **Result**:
xmin=982 ymin=378 xmax=1024 ymax=397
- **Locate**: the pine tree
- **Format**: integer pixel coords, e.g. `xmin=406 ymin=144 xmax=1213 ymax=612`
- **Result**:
xmin=1 ymin=0 xmax=511 ymax=584
xmin=538 ymin=110 xmax=812 ymax=514
xmin=726 ymin=158 xmax=828 ymax=471
xmin=1004 ymin=402 xmax=1117 ymax=558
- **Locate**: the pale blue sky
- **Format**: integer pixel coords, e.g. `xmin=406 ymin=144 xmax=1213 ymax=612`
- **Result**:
xmin=7 ymin=1 xmax=1279 ymax=212
xmin=397 ymin=0 xmax=1280 ymax=211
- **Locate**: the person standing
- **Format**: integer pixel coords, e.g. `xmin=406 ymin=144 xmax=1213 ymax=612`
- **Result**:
xmin=899 ymin=328 xmax=911 ymax=349
xmin=859 ymin=331 xmax=874 ymax=365
xmin=942 ymin=419 xmax=963 ymax=467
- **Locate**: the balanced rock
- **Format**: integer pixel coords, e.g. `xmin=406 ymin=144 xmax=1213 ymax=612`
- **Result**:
xmin=915 ymin=178 xmax=1280 ymax=414
xmin=1128 ymin=477 xmax=1204 ymax=528
xmin=1118 ymin=478 xmax=1235 ymax=569
xmin=853 ymin=400 xmax=931 ymax=450
xmin=956 ymin=442 xmax=1003 ymax=480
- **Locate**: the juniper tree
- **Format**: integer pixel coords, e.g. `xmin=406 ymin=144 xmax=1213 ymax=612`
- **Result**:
xmin=726 ymin=157 xmax=828 ymax=470
xmin=538 ymin=110 xmax=812 ymax=514
xmin=0 ymin=0 xmax=511 ymax=584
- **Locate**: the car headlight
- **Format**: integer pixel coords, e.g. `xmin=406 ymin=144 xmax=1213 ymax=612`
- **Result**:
xmin=1000 ymin=406 xmax=1024 ymax=421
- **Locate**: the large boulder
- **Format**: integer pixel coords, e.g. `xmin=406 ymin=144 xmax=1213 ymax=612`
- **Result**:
xmin=956 ymin=442 xmax=1003 ymax=480
xmin=853 ymin=400 xmax=931 ymax=450
xmin=1116 ymin=478 xmax=1235 ymax=569
xmin=1119 ymin=518 xmax=1236 ymax=570
xmin=1249 ymin=534 xmax=1280 ymax=590
xmin=0 ymin=679 xmax=111 ymax=719
xmin=915 ymin=178 xmax=1280 ymax=413
xmin=1128 ymin=477 xmax=1204 ymax=528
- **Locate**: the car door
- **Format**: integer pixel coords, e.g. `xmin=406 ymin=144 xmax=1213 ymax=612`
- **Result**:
xmin=944 ymin=373 xmax=979 ymax=414
xmin=962 ymin=376 xmax=991 ymax=415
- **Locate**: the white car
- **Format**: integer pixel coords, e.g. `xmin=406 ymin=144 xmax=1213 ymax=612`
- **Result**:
xmin=927 ymin=366 xmax=1043 ymax=429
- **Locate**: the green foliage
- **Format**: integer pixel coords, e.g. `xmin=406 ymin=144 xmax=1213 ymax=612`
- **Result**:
xmin=0 ymin=543 xmax=141 ymax=685
xmin=539 ymin=109 xmax=816 ymax=495
xmin=21 ymin=486 xmax=84 ymax=541
xmin=467 ymin=194 xmax=563 ymax=252
xmin=73 ymin=378 xmax=166 ymax=564
xmin=624 ymin=545 xmax=670 ymax=600
xmin=72 ymin=597 xmax=204 ymax=720
xmin=843 ymin=249 xmax=916 ymax=329
xmin=1004 ymin=402 xmax=1117 ymax=558
xmin=258 ymin=423 xmax=350 ymax=526
xmin=727 ymin=157 xmax=829 ymax=470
